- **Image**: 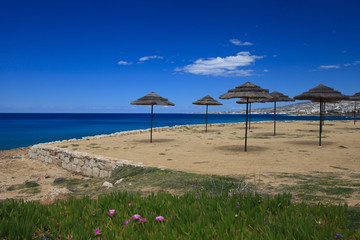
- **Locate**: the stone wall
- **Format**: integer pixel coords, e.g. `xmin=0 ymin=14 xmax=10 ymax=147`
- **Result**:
xmin=27 ymin=123 xmax=233 ymax=178
xmin=28 ymin=145 xmax=126 ymax=178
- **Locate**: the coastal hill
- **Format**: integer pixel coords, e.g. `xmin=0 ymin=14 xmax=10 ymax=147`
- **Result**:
xmin=212 ymin=101 xmax=357 ymax=115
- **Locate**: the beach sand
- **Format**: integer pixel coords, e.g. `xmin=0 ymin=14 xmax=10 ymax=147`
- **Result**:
xmin=0 ymin=147 xmax=87 ymax=202
xmin=53 ymin=120 xmax=360 ymax=205
xmin=57 ymin=120 xmax=360 ymax=176
xmin=1 ymin=120 xmax=359 ymax=205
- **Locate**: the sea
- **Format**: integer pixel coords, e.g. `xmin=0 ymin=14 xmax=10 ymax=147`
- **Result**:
xmin=0 ymin=113 xmax=352 ymax=151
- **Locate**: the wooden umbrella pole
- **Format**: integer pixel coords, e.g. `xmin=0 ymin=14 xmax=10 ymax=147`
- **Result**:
xmin=150 ymin=104 xmax=153 ymax=143
xmin=245 ymin=97 xmax=249 ymax=152
xmin=205 ymin=104 xmax=208 ymax=133
xmin=322 ymin=102 xmax=325 ymax=126
xmin=319 ymin=99 xmax=323 ymax=146
xmin=354 ymin=102 xmax=357 ymax=125
xmin=249 ymin=103 xmax=252 ymax=129
xmin=274 ymin=101 xmax=277 ymax=136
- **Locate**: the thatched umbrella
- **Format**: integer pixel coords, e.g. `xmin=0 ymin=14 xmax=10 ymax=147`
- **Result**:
xmin=236 ymin=98 xmax=261 ymax=130
xmin=260 ymin=91 xmax=294 ymax=136
xmin=294 ymin=84 xmax=347 ymax=146
xmin=193 ymin=95 xmax=222 ymax=132
xmin=131 ymin=92 xmax=175 ymax=143
xmin=220 ymin=82 xmax=273 ymax=152
xmin=349 ymin=92 xmax=360 ymax=125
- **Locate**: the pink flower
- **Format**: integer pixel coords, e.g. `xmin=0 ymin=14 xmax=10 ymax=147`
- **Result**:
xmin=132 ymin=214 xmax=141 ymax=220
xmin=128 ymin=203 xmax=131 ymax=207
xmin=124 ymin=219 xmax=131 ymax=226
xmin=109 ymin=209 xmax=115 ymax=216
xmin=68 ymin=236 xmax=72 ymax=240
xmin=94 ymin=228 xmax=101 ymax=235
xmin=139 ymin=218 xmax=147 ymax=223
xmin=155 ymin=216 xmax=164 ymax=222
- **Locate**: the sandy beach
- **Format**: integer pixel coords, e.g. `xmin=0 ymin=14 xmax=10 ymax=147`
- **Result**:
xmin=1 ymin=120 xmax=360 ymax=205
xmin=52 ymin=120 xmax=360 ymax=176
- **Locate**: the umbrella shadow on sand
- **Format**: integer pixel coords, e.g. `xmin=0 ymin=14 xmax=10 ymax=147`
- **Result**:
xmin=335 ymin=127 xmax=360 ymax=131
xmin=284 ymin=140 xmax=335 ymax=146
xmin=192 ymin=129 xmax=220 ymax=134
xmin=253 ymin=132 xmax=287 ymax=137
xmin=216 ymin=145 xmax=269 ymax=152
xmin=246 ymin=126 xmax=263 ymax=130
xmin=131 ymin=138 xmax=175 ymax=143
xmin=296 ymin=129 xmax=333 ymax=133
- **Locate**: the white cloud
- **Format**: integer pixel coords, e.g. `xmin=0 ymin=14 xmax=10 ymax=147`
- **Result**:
xmin=118 ymin=60 xmax=132 ymax=65
xmin=263 ymin=69 xmax=269 ymax=72
xmin=316 ymin=60 xmax=360 ymax=70
xmin=318 ymin=65 xmax=341 ymax=70
xmin=139 ymin=55 xmax=163 ymax=62
xmin=175 ymin=51 xmax=263 ymax=77
xmin=272 ymin=54 xmax=278 ymax=58
xmin=229 ymin=39 xmax=253 ymax=46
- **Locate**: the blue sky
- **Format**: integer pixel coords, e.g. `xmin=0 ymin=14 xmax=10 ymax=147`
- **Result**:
xmin=1 ymin=0 xmax=360 ymax=113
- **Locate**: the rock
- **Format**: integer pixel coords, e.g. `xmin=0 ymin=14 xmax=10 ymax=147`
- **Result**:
xmin=102 ymin=181 xmax=113 ymax=188
xmin=114 ymin=178 xmax=124 ymax=184
xmin=92 ymin=167 xmax=100 ymax=177
xmin=48 ymin=187 xmax=72 ymax=198
xmin=99 ymin=170 xmax=110 ymax=178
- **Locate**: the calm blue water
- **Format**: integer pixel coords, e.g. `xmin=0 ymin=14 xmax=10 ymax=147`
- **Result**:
xmin=0 ymin=113 xmax=352 ymax=150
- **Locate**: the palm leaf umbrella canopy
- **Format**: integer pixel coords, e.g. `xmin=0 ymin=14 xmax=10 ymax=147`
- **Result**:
xmin=349 ymin=92 xmax=360 ymax=125
xmin=220 ymin=82 xmax=273 ymax=152
xmin=131 ymin=92 xmax=175 ymax=143
xmin=259 ymin=91 xmax=294 ymax=136
xmin=192 ymin=95 xmax=222 ymax=132
xmin=294 ymin=84 xmax=347 ymax=146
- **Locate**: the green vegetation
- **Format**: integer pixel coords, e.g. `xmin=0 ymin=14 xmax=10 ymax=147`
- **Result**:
xmin=109 ymin=166 xmax=250 ymax=197
xmin=2 ymin=167 xmax=360 ymax=238
xmin=7 ymin=181 xmax=40 ymax=192
xmin=1 ymin=192 xmax=359 ymax=239
xmin=272 ymin=172 xmax=360 ymax=204
xmin=6 ymin=181 xmax=41 ymax=196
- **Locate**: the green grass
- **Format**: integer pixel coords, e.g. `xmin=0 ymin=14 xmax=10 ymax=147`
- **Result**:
xmin=1 ymin=166 xmax=360 ymax=239
xmin=0 ymin=192 xmax=359 ymax=239
xmin=7 ymin=181 xmax=40 ymax=192
xmin=18 ymin=188 xmax=41 ymax=195
xmin=271 ymin=172 xmax=360 ymax=204
xmin=108 ymin=166 xmax=250 ymax=197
